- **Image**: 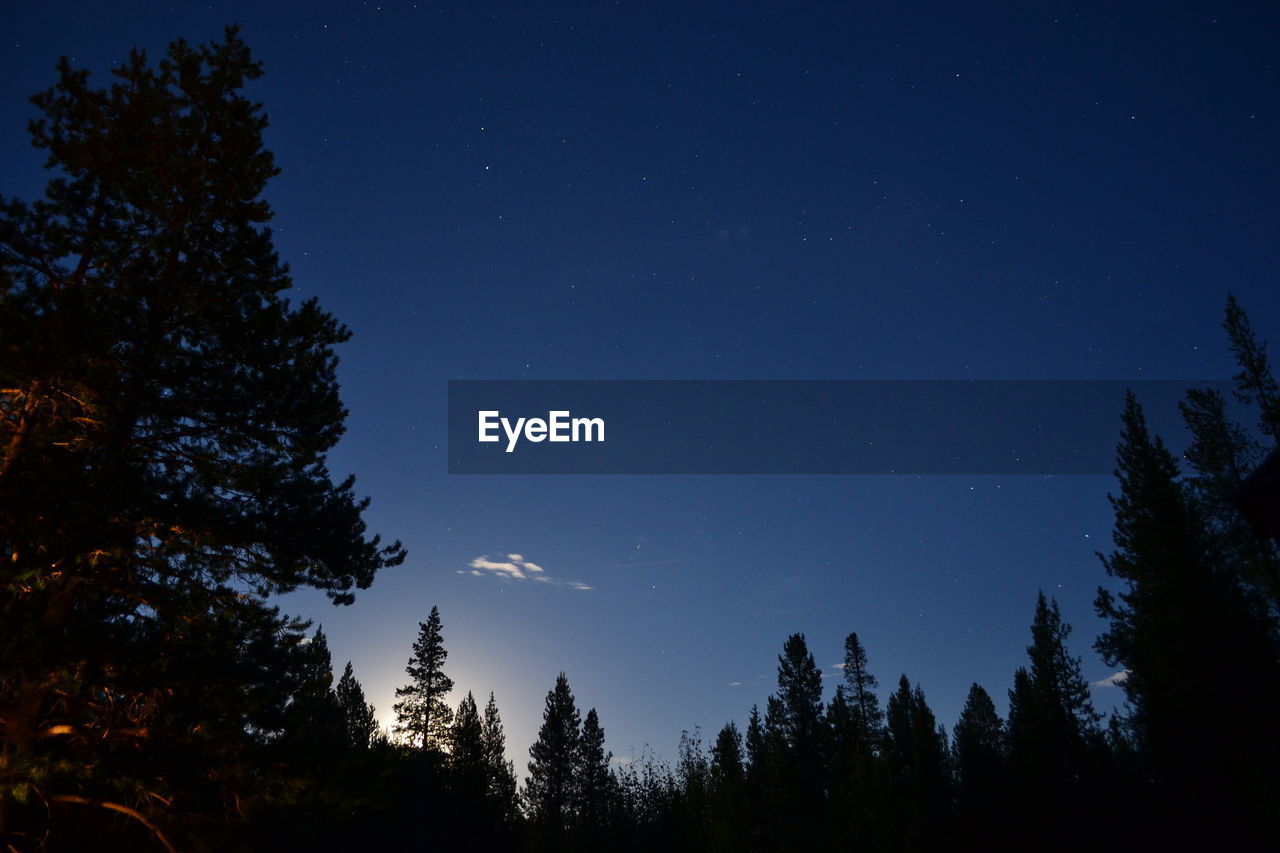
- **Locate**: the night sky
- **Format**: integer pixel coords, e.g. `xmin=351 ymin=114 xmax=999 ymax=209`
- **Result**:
xmin=4 ymin=2 xmax=1278 ymax=772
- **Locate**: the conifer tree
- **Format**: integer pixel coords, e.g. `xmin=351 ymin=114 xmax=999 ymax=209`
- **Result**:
xmin=336 ymin=661 xmax=378 ymax=750
xmin=482 ymin=692 xmax=519 ymax=824
xmin=0 ymin=28 xmax=403 ymax=843
xmin=707 ymin=722 xmax=748 ymax=851
xmin=951 ymin=683 xmax=1005 ymax=824
xmin=1004 ymin=595 xmax=1104 ymax=847
xmin=524 ymin=672 xmax=581 ymax=836
xmin=1180 ymin=298 xmax=1280 ymax=614
xmin=1224 ymin=294 xmax=1280 ymax=439
xmin=883 ymin=676 xmax=950 ymax=848
xmin=1027 ymin=593 xmax=1101 ymax=745
xmin=283 ymin=626 xmax=345 ymax=747
xmin=450 ymin=692 xmax=488 ymax=803
xmin=744 ymin=705 xmax=767 ymax=782
xmin=709 ymin=722 xmax=744 ymax=791
xmin=773 ymin=632 xmax=826 ymax=811
xmin=393 ymin=606 xmax=454 ymax=750
xmin=841 ymin=631 xmax=883 ymax=746
xmin=1096 ymin=392 xmax=1280 ymax=840
xmin=744 ymin=701 xmax=785 ymax=849
xmin=1004 ymin=666 xmax=1036 ymax=773
xmin=827 ymin=632 xmax=885 ymax=847
xmin=577 ymin=708 xmax=616 ymax=840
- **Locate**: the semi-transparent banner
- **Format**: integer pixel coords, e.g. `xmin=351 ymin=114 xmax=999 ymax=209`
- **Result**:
xmin=447 ymin=380 xmax=1235 ymax=474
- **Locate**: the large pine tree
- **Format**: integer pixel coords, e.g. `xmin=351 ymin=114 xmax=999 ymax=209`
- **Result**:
xmin=951 ymin=683 xmax=1005 ymax=812
xmin=336 ymin=661 xmax=379 ymax=750
xmin=1005 ymin=595 xmax=1103 ymax=849
xmin=882 ymin=676 xmax=950 ymax=849
xmin=576 ymin=707 xmax=616 ymax=843
xmin=1096 ymin=391 xmax=1280 ymax=840
xmin=282 ymin=626 xmax=345 ymax=748
xmin=482 ymin=692 xmax=519 ymax=825
xmin=840 ymin=631 xmax=883 ymax=748
xmin=450 ymin=692 xmax=488 ymax=802
xmin=0 ymin=29 xmax=403 ymax=845
xmin=1224 ymin=294 xmax=1280 ymax=439
xmin=524 ymin=672 xmax=581 ymax=838
xmin=1025 ymin=593 xmax=1101 ymax=757
xmin=773 ymin=633 xmax=825 ymax=800
xmin=827 ymin=631 xmax=885 ymax=848
xmin=393 ymin=605 xmax=454 ymax=750
xmin=1179 ymin=298 xmax=1280 ymax=616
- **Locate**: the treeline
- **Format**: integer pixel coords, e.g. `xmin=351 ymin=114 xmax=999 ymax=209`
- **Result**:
xmin=302 ymin=317 xmax=1280 ymax=850
xmin=4 ymin=29 xmax=1280 ymax=852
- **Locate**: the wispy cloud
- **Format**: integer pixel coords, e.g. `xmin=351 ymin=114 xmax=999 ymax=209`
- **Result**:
xmin=460 ymin=554 xmax=591 ymax=591
xmin=468 ymin=555 xmax=540 ymax=580
xmin=1091 ymin=670 xmax=1130 ymax=688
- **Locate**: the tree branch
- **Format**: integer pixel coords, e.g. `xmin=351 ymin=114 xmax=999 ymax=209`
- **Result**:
xmin=48 ymin=794 xmax=177 ymax=853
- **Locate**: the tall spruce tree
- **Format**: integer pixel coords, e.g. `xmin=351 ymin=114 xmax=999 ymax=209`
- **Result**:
xmin=1180 ymin=387 xmax=1279 ymax=609
xmin=773 ymin=632 xmax=826 ymax=809
xmin=1179 ymin=298 xmax=1280 ymax=615
xmin=1096 ymin=392 xmax=1280 ymax=840
xmin=709 ymin=722 xmax=744 ymax=792
xmin=0 ymin=29 xmax=403 ymax=845
xmin=742 ymin=700 xmax=773 ymax=848
xmin=707 ymin=722 xmax=747 ymax=852
xmin=393 ymin=606 xmax=454 ymax=750
xmin=482 ymin=692 xmax=519 ymax=824
xmin=577 ymin=708 xmax=616 ymax=842
xmin=1224 ymin=294 xmax=1280 ymax=439
xmin=450 ymin=692 xmax=488 ymax=804
xmin=744 ymin=705 xmax=767 ymax=783
xmin=1005 ymin=595 xmax=1104 ymax=848
xmin=335 ymin=661 xmax=378 ymax=750
xmin=524 ymin=672 xmax=581 ymax=837
xmin=883 ymin=676 xmax=950 ymax=848
xmin=951 ymin=683 xmax=1005 ymax=812
xmin=283 ymin=626 xmax=344 ymax=748
xmin=826 ymin=631 xmax=884 ymax=848
xmin=1027 ymin=593 xmax=1101 ymax=748
xmin=951 ymin=682 xmax=1008 ymax=848
xmin=841 ymin=631 xmax=883 ymax=748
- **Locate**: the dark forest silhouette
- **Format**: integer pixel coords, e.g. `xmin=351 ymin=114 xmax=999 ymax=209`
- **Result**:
xmin=3 ymin=30 xmax=1279 ymax=852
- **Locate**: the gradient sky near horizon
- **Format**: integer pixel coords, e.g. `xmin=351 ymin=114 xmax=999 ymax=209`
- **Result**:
xmin=3 ymin=2 xmax=1279 ymax=771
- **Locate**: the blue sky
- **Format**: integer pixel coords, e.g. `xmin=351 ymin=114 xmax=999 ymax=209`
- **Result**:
xmin=4 ymin=1 xmax=1277 ymax=770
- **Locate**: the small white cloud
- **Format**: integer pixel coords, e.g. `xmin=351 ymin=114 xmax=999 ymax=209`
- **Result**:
xmin=1091 ymin=670 xmax=1130 ymax=688
xmin=832 ymin=663 xmax=847 ymax=670
xmin=466 ymin=554 xmax=592 ymax=591
xmin=727 ymin=681 xmax=742 ymax=687
xmin=470 ymin=556 xmax=526 ymax=580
